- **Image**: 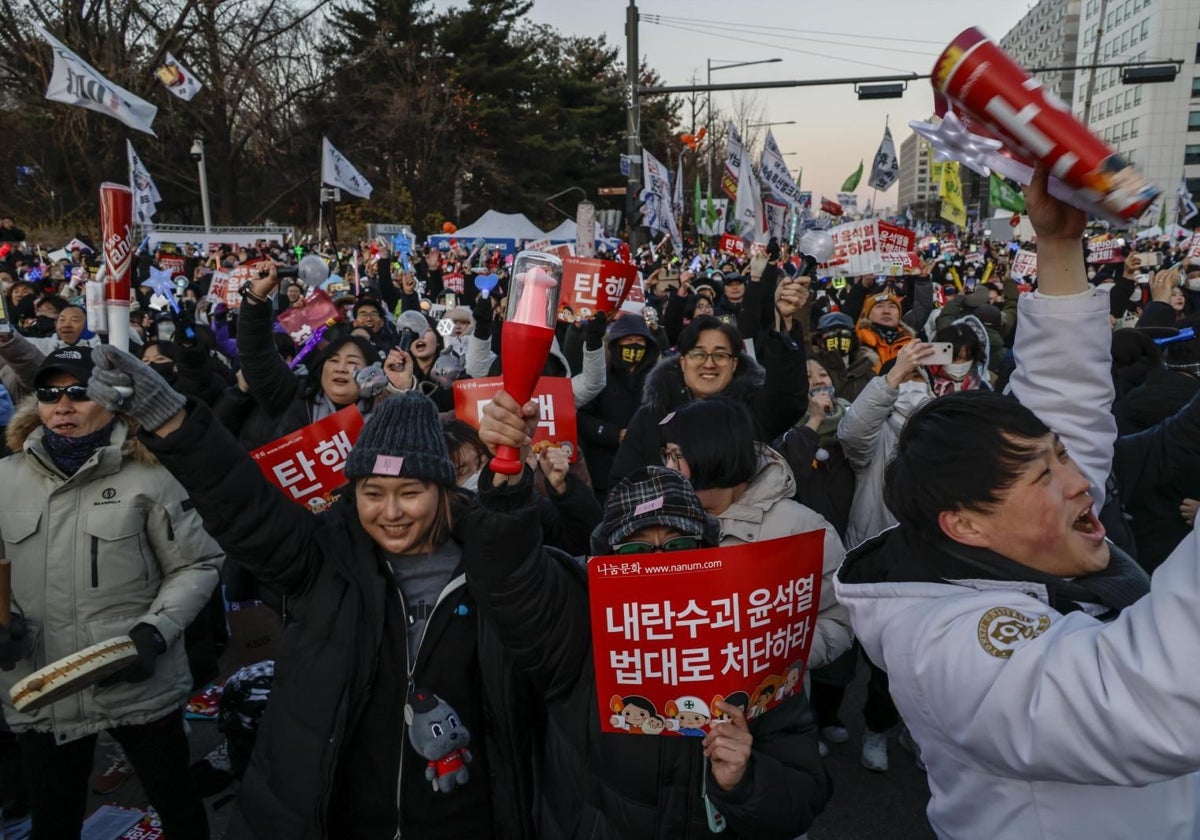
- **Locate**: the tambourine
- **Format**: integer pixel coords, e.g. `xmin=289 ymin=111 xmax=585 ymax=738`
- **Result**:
xmin=10 ymin=636 xmax=138 ymax=713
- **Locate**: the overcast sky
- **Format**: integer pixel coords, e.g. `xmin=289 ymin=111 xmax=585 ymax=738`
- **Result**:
xmin=433 ymin=0 xmax=1035 ymax=211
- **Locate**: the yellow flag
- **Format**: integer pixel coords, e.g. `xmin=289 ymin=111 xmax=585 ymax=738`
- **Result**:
xmin=939 ymin=161 xmax=967 ymax=228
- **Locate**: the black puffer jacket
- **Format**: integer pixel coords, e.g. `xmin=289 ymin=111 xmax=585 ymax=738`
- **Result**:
xmin=578 ymin=316 xmax=662 ymax=496
xmin=229 ymin=300 xmax=376 ymax=450
xmin=466 ymin=470 xmax=831 ymax=839
xmin=608 ymin=325 xmax=809 ymax=488
xmin=141 ymin=402 xmax=538 ymax=840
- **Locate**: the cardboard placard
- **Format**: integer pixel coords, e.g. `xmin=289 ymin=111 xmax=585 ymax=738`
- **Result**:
xmin=226 ymin=601 xmax=282 ymax=668
xmin=250 ymin=406 xmax=365 ymax=510
xmin=453 ymin=376 xmax=578 ymax=461
xmin=589 ymin=531 xmax=824 ymax=736
xmin=158 ymin=253 xmax=186 ymax=278
xmin=874 ymin=251 xmax=922 ymax=276
xmin=557 ymin=257 xmax=638 ymax=321
xmin=877 ymin=221 xmax=916 ymax=254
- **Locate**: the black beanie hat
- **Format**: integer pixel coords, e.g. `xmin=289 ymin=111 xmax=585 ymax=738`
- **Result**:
xmin=343 ymin=391 xmax=456 ymax=485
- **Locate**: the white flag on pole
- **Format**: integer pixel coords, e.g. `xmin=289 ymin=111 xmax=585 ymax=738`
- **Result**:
xmin=722 ymin=122 xmax=744 ymax=201
xmin=759 ymin=130 xmax=806 ymax=208
xmin=37 ymin=26 xmax=157 ymax=135
xmin=321 ymin=138 xmax=373 ymax=199
xmin=155 ymin=52 xmax=202 ymax=101
xmin=1178 ymin=176 xmax=1198 ymax=226
xmin=868 ymin=125 xmax=900 ymax=192
xmin=672 ymin=154 xmax=685 ymax=226
xmin=734 ymin=157 xmax=766 ymax=243
xmin=640 ymin=150 xmax=681 ymax=251
xmin=127 ymin=140 xmax=161 ymax=225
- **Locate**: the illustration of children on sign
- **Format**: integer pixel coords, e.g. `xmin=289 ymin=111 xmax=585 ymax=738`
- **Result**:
xmin=709 ymin=691 xmax=750 ymax=723
xmin=747 ymin=675 xmax=783 ymax=720
xmin=776 ymin=662 xmax=804 ymax=702
xmin=608 ymin=695 xmax=665 ymax=735
xmin=664 ymin=696 xmax=712 ymax=736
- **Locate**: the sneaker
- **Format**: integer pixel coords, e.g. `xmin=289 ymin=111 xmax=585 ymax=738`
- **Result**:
xmin=861 ymin=730 xmax=889 ymax=772
xmin=92 ymin=746 xmax=134 ymax=795
xmin=898 ymin=725 xmax=926 ymax=772
xmin=818 ymin=739 xmax=829 ymax=758
xmin=820 ymin=725 xmax=849 ymax=745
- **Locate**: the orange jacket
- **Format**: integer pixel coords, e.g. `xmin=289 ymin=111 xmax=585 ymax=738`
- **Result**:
xmin=856 ymin=325 xmax=913 ymax=374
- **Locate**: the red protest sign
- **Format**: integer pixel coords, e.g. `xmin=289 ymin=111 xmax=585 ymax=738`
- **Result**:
xmin=158 ymin=254 xmax=186 ymax=278
xmin=820 ymin=220 xmax=881 ymax=276
xmin=589 ymin=531 xmax=824 ymax=736
xmin=1087 ymin=235 xmax=1124 ymax=264
xmin=1011 ymin=249 xmax=1038 ymax=280
xmin=275 ymin=289 xmax=345 ymax=345
xmin=877 ymin=221 xmax=916 ymax=254
xmin=718 ymin=234 xmax=746 ymax=258
xmin=218 ymin=260 xmax=270 ymax=310
xmin=453 ymin=376 xmax=578 ymax=461
xmin=251 ymin=406 xmax=365 ymax=511
xmin=443 ymin=272 xmax=465 ymax=294
xmin=557 ymin=257 xmax=638 ymax=322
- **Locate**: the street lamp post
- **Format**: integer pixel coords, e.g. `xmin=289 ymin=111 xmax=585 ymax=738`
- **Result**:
xmin=706 ymin=58 xmax=781 ymax=197
xmin=190 ymin=138 xmax=212 ymax=232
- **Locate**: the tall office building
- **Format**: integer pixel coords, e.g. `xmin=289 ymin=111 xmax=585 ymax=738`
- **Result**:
xmin=999 ymin=0 xmax=1083 ymax=107
xmin=898 ymin=123 xmax=937 ymax=218
xmin=1071 ymin=0 xmax=1200 ymax=213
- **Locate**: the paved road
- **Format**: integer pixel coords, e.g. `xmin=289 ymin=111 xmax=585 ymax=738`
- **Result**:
xmin=83 ymin=655 xmax=934 ymax=839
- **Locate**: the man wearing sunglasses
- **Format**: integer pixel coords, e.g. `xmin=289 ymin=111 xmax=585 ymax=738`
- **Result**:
xmin=0 ymin=346 xmax=222 ymax=839
xmin=473 ymin=392 xmax=830 ymax=839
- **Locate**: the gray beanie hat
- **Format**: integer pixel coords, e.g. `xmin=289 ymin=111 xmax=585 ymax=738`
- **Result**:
xmin=343 ymin=391 xmax=456 ymax=485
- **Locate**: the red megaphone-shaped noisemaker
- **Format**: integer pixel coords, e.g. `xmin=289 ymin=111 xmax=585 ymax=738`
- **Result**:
xmin=491 ymin=251 xmax=563 ymax=475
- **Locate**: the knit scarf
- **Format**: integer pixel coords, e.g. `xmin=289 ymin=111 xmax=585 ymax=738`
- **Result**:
xmin=845 ymin=524 xmax=1150 ymax=620
xmin=797 ymin=399 xmax=849 ymax=448
xmin=870 ymin=324 xmax=903 ymax=345
xmin=41 ymin=422 xmax=114 ymax=476
xmin=934 ymin=537 xmax=1149 ymax=619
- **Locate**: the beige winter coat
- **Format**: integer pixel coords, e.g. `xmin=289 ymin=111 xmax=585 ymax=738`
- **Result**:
xmin=0 ymin=400 xmax=224 ymax=742
xmin=716 ymin=444 xmax=853 ymax=669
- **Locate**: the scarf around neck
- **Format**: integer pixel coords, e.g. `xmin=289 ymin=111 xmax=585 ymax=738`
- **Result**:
xmin=931 ymin=533 xmax=1150 ymax=619
xmin=41 ymin=422 xmax=115 ymax=476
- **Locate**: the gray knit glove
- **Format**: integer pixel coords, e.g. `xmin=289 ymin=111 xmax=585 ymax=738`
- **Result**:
xmin=88 ymin=344 xmax=187 ymax=431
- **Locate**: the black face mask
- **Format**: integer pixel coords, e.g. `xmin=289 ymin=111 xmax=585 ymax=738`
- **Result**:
xmin=33 ymin=315 xmax=56 ymax=335
xmin=823 ymin=329 xmax=854 ymax=356
xmin=148 ymin=361 xmax=176 ymax=382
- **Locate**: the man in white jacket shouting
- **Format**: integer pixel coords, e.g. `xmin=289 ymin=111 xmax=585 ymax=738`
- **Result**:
xmin=834 ymin=163 xmax=1200 ymax=840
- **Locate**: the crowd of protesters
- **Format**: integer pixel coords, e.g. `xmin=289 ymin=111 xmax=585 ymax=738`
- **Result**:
xmin=1 ymin=164 xmax=1200 ymax=839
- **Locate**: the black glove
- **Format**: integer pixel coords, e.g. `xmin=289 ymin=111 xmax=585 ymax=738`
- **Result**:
xmin=473 ymin=296 xmax=494 ymax=341
xmin=99 ymin=623 xmax=166 ymax=686
xmin=88 ymin=344 xmax=187 ymax=432
xmin=584 ymin=312 xmax=608 ymax=351
xmin=0 ymin=616 xmax=31 ymax=672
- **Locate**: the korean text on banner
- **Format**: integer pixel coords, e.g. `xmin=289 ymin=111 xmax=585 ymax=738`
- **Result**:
xmin=1188 ymin=233 xmax=1200 ymax=263
xmin=874 ymin=252 xmax=922 ymax=275
xmin=722 ymin=123 xmax=744 ymax=202
xmin=219 ymin=260 xmax=271 ymax=310
xmin=453 ymin=376 xmax=578 ymax=461
xmin=877 ymin=221 xmax=916 ymax=253
xmin=557 ymin=257 xmax=637 ymax=321
xmin=820 ymin=220 xmax=902 ymax=276
xmin=719 ymin=234 xmax=746 ymax=258
xmin=1086 ymin=236 xmax=1124 ymax=265
xmin=1010 ymin=249 xmax=1038 ymax=280
xmin=251 ymin=406 xmax=365 ymax=510
xmin=590 ymin=531 xmax=825 ymax=736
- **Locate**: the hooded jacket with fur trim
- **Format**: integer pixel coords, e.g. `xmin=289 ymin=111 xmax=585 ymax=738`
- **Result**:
xmin=0 ymin=399 xmax=223 ymax=743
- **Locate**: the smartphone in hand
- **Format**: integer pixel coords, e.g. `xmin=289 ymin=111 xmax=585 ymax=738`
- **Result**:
xmin=920 ymin=343 xmax=954 ymax=366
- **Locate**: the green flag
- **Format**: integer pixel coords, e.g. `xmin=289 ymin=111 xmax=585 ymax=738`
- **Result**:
xmin=796 ymin=167 xmax=802 ymax=190
xmin=841 ymin=160 xmax=863 ymax=192
xmin=1159 ymin=199 xmax=1168 ymax=229
xmin=989 ymin=174 xmax=1026 ymax=213
xmin=705 ymin=188 xmax=719 ymax=228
